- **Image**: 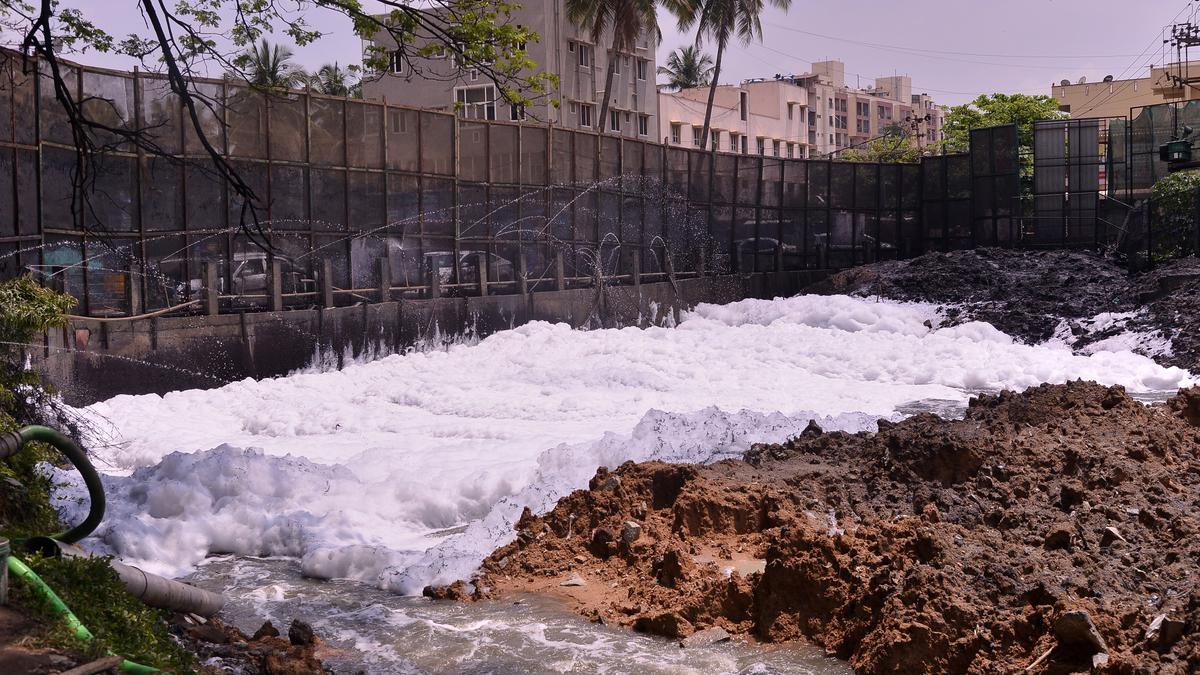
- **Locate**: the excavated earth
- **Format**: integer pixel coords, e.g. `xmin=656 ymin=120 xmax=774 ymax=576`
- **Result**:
xmin=466 ymin=382 xmax=1200 ymax=674
xmin=808 ymin=248 xmax=1200 ymax=373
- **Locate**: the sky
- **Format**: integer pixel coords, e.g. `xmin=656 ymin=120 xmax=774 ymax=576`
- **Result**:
xmin=30 ymin=0 xmax=1200 ymax=107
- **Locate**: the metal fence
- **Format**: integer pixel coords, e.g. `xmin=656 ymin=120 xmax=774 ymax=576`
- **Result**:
xmin=0 ymin=52 xmax=1023 ymax=318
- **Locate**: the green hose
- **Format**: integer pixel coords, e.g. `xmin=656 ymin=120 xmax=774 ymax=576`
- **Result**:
xmin=1 ymin=426 xmax=157 ymax=673
xmin=8 ymin=555 xmax=157 ymax=673
xmin=17 ymin=425 xmax=106 ymax=544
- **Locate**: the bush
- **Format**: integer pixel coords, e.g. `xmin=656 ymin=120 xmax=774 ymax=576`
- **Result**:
xmin=1151 ymin=170 xmax=1200 ymax=222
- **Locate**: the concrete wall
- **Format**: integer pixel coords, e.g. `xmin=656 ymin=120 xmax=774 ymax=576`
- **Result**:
xmin=36 ymin=270 xmax=828 ymax=406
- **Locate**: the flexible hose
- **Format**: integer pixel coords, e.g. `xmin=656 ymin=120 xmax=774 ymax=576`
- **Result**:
xmin=0 ymin=425 xmax=106 ymax=544
xmin=7 ymin=555 xmax=158 ymax=673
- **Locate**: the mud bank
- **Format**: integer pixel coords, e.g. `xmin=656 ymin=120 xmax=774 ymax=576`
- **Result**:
xmin=467 ymin=382 xmax=1200 ymax=674
xmin=809 ymin=249 xmax=1200 ymax=373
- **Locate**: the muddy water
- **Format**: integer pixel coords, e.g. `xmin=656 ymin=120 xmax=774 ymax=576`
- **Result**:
xmin=187 ymin=557 xmax=851 ymax=675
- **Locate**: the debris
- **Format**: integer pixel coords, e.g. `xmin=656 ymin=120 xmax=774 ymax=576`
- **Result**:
xmin=680 ymin=627 xmax=731 ymax=648
xmin=288 ymin=618 xmax=316 ymax=646
xmin=1100 ymin=526 xmax=1126 ymax=547
xmin=560 ymin=573 xmax=587 ymax=587
xmin=1053 ymin=610 xmax=1107 ymax=655
xmin=621 ymin=521 xmax=642 ymax=546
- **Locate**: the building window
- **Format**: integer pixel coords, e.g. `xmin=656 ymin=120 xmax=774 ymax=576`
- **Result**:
xmin=577 ymin=44 xmax=593 ymax=68
xmin=773 ymin=140 xmax=781 ymax=156
xmin=757 ymin=137 xmax=765 ymax=155
xmin=856 ymin=101 xmax=869 ymax=117
xmin=739 ymin=91 xmax=748 ymax=121
xmin=878 ymin=104 xmax=892 ymax=120
xmin=692 ymin=126 xmax=703 ymax=147
xmin=787 ymin=103 xmax=794 ymax=120
xmin=636 ymin=59 xmax=648 ymax=80
xmin=787 ymin=143 xmax=794 ymax=159
xmin=390 ymin=51 xmax=405 ymax=75
xmin=638 ymin=114 xmax=649 ymax=136
xmin=613 ymin=53 xmax=621 ymax=74
xmin=455 ymin=85 xmax=496 ymax=120
xmin=808 ymin=110 xmax=817 ymax=125
xmin=510 ymin=104 xmax=526 ymax=121
xmin=729 ymin=133 xmax=738 ymax=152
xmin=740 ymin=135 xmax=747 ymax=154
xmin=580 ymin=104 xmax=593 ymax=128
xmin=469 ymin=69 xmax=479 ymax=82
xmin=432 ymin=45 xmax=448 ymax=59
xmin=610 ymin=109 xmax=621 ymax=132
xmin=670 ymin=123 xmax=681 ymax=144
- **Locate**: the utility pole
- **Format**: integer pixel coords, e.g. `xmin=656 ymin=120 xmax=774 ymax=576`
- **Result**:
xmin=1167 ymin=21 xmax=1200 ymax=100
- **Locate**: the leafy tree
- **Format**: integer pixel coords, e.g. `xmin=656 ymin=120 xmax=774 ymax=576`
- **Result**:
xmin=239 ymin=37 xmax=305 ymax=89
xmin=675 ymin=0 xmax=792 ymax=150
xmin=839 ymin=133 xmax=922 ymax=164
xmin=942 ymin=93 xmax=1065 ymax=153
xmin=657 ymin=45 xmax=713 ymax=91
xmin=0 ymin=0 xmax=548 ymax=246
xmin=565 ymin=0 xmax=660 ymax=135
xmin=305 ymin=61 xmax=361 ymax=97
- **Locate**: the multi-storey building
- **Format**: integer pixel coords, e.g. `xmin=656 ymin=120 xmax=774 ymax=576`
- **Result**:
xmin=659 ymin=60 xmax=944 ymax=158
xmin=1051 ymin=61 xmax=1200 ymax=119
xmin=361 ymin=3 xmax=658 ymax=140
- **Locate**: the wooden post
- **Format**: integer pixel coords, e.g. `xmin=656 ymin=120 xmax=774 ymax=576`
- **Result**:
xmin=554 ymin=250 xmax=566 ymax=291
xmin=320 ymin=258 xmax=334 ymax=308
xmin=377 ymin=258 xmax=391 ymax=302
xmin=203 ymin=261 xmax=219 ymax=316
xmin=428 ymin=258 xmax=441 ymax=299
xmin=775 ymin=240 xmax=785 ymax=272
xmin=269 ymin=258 xmax=283 ymax=312
xmin=663 ymin=250 xmax=676 ymax=282
xmin=475 ymin=252 xmax=488 ymax=297
xmin=127 ymin=258 xmax=142 ymax=317
xmin=517 ymin=250 xmax=529 ymax=295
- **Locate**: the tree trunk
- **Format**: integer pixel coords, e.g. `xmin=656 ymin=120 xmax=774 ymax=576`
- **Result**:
xmin=597 ymin=33 xmax=620 ymax=135
xmin=701 ymin=41 xmax=725 ymax=151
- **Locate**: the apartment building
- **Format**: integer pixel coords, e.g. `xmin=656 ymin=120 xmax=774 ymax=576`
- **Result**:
xmin=657 ymin=78 xmax=810 ymax=158
xmin=1051 ymin=61 xmax=1200 ymax=119
xmin=361 ymin=3 xmax=658 ymax=140
xmin=659 ymin=60 xmax=944 ymax=158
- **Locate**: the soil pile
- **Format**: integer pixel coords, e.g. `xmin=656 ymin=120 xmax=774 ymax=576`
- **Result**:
xmin=808 ymin=249 xmax=1200 ymax=373
xmin=470 ymin=382 xmax=1200 ymax=674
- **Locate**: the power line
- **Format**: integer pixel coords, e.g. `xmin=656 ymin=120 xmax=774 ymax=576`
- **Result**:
xmin=1074 ymin=0 xmax=1194 ymax=118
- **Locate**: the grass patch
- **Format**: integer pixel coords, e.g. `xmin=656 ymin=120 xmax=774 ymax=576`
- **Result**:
xmin=10 ymin=553 xmax=197 ymax=672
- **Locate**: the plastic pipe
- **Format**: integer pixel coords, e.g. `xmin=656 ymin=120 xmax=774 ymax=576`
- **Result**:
xmin=0 ymin=425 xmax=105 ymax=544
xmin=7 ymin=555 xmax=158 ymax=674
xmin=29 ymin=539 xmax=225 ymax=618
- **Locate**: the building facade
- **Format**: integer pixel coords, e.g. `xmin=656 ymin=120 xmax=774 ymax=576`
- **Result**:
xmin=361 ymin=2 xmax=658 ymax=140
xmin=658 ymin=60 xmax=944 ymax=159
xmin=1051 ymin=62 xmax=1200 ymax=119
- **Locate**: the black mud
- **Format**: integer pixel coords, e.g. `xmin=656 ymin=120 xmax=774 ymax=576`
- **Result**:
xmin=807 ymin=249 xmax=1200 ymax=372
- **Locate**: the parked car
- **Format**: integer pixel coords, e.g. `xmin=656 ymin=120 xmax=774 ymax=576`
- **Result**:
xmin=424 ymin=250 xmax=515 ymax=286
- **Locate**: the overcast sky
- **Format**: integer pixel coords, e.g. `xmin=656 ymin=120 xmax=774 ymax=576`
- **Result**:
xmin=38 ymin=0 xmax=1197 ymax=106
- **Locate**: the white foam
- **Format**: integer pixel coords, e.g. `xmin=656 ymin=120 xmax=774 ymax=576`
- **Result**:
xmin=60 ymin=294 xmax=1192 ymax=587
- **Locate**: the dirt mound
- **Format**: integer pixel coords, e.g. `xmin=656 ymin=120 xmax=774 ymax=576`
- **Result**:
xmin=469 ymin=382 xmax=1200 ymax=674
xmin=808 ymin=249 xmax=1200 ymax=373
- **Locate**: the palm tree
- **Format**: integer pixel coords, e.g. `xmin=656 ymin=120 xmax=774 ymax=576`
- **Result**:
xmin=566 ymin=0 xmax=660 ymax=134
xmin=677 ymin=0 xmax=791 ymax=149
xmin=657 ymin=45 xmax=714 ymax=91
xmin=305 ymin=62 xmax=356 ymax=97
xmin=242 ymin=38 xmax=304 ymax=90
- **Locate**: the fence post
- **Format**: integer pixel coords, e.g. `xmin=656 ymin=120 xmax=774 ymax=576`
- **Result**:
xmin=127 ymin=258 xmax=143 ymax=317
xmin=663 ymin=249 xmax=676 ymax=282
xmin=476 ymin=252 xmax=489 ymax=297
xmin=428 ymin=258 xmax=441 ymax=299
xmin=377 ymin=258 xmax=391 ymax=303
xmin=775 ymin=240 xmax=784 ymax=272
xmin=517 ymin=251 xmax=529 ymax=295
xmin=202 ymin=261 xmax=219 ymax=316
xmin=629 ymin=249 xmax=641 ymax=292
xmin=554 ymin=250 xmax=566 ymax=291
xmin=320 ymin=259 xmax=334 ymax=308
xmin=269 ymin=258 xmax=283 ymax=312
